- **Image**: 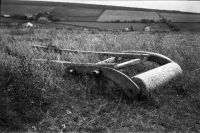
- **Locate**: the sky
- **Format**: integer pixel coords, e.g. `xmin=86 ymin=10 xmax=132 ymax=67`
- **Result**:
xmin=28 ymin=0 xmax=200 ymax=13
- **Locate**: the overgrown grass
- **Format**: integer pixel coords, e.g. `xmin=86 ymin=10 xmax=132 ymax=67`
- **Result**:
xmin=0 ymin=25 xmax=200 ymax=132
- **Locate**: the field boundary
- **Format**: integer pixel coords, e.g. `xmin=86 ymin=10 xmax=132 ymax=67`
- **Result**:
xmin=55 ymin=22 xmax=111 ymax=31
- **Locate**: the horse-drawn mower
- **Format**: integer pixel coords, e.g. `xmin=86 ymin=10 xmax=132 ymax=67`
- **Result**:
xmin=32 ymin=45 xmax=182 ymax=99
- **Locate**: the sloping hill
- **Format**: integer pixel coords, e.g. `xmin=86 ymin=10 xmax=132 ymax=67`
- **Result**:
xmin=1 ymin=4 xmax=55 ymax=15
xmin=50 ymin=7 xmax=104 ymax=21
xmin=2 ymin=0 xmax=200 ymax=14
xmin=160 ymin=13 xmax=200 ymax=22
xmin=98 ymin=10 xmax=161 ymax=22
xmin=1 ymin=0 xmax=200 ymax=23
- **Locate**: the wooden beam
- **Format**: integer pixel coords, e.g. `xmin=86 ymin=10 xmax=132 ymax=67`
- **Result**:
xmin=32 ymin=45 xmax=47 ymax=49
xmin=115 ymin=59 xmax=142 ymax=69
xmin=96 ymin=57 xmax=116 ymax=64
xmin=60 ymin=49 xmax=149 ymax=58
xmin=33 ymin=59 xmax=116 ymax=67
xmin=32 ymin=45 xmax=149 ymax=59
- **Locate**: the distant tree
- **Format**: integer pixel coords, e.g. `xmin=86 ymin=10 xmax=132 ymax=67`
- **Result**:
xmin=48 ymin=15 xmax=60 ymax=22
xmin=115 ymin=20 xmax=120 ymax=23
xmin=158 ymin=18 xmax=179 ymax=31
xmin=141 ymin=19 xmax=155 ymax=23
xmin=130 ymin=26 xmax=134 ymax=31
xmin=12 ymin=14 xmax=27 ymax=20
xmin=35 ymin=13 xmax=43 ymax=20
xmin=159 ymin=18 xmax=168 ymax=23
xmin=168 ymin=22 xmax=180 ymax=31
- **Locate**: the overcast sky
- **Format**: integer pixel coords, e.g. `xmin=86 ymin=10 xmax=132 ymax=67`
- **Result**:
xmin=28 ymin=0 xmax=200 ymax=13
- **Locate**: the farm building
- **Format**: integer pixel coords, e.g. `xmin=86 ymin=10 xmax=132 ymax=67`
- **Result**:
xmin=144 ymin=25 xmax=170 ymax=32
xmin=83 ymin=28 xmax=89 ymax=32
xmin=38 ymin=17 xmax=50 ymax=23
xmin=23 ymin=22 xmax=34 ymax=27
xmin=3 ymin=14 xmax=11 ymax=18
xmin=24 ymin=13 xmax=33 ymax=20
xmin=122 ymin=27 xmax=134 ymax=32
xmin=123 ymin=27 xmax=129 ymax=32
xmin=144 ymin=26 xmax=151 ymax=32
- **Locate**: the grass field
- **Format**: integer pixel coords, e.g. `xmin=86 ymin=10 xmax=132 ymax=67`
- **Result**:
xmin=2 ymin=1 xmax=200 ymax=23
xmin=57 ymin=22 xmax=170 ymax=31
xmin=1 ymin=5 xmax=55 ymax=15
xmin=50 ymin=7 xmax=104 ymax=21
xmin=51 ymin=7 xmax=104 ymax=17
xmin=98 ymin=10 xmax=161 ymax=22
xmin=160 ymin=13 xmax=200 ymax=22
xmin=56 ymin=21 xmax=200 ymax=32
xmin=174 ymin=22 xmax=200 ymax=32
xmin=0 ymin=25 xmax=200 ymax=132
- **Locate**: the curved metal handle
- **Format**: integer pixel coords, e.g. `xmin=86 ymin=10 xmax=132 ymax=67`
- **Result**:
xmin=122 ymin=50 xmax=172 ymax=65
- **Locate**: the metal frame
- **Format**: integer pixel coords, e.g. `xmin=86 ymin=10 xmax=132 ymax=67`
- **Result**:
xmin=32 ymin=45 xmax=182 ymax=99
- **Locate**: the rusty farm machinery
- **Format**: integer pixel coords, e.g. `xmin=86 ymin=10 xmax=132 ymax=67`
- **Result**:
xmin=32 ymin=45 xmax=182 ymax=99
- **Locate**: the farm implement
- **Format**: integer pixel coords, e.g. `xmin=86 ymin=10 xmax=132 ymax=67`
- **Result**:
xmin=32 ymin=45 xmax=182 ymax=99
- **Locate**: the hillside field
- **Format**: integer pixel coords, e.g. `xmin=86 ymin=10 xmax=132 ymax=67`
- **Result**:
xmin=97 ymin=10 xmax=161 ymax=22
xmin=57 ymin=22 xmax=169 ymax=31
xmin=2 ymin=0 xmax=200 ymax=23
xmin=50 ymin=7 xmax=104 ymax=21
xmin=0 ymin=24 xmax=200 ymax=132
xmin=1 ymin=5 xmax=55 ymax=15
xmin=175 ymin=23 xmax=200 ymax=32
xmin=160 ymin=13 xmax=200 ymax=22
xmin=56 ymin=21 xmax=200 ymax=32
xmin=51 ymin=7 xmax=103 ymax=17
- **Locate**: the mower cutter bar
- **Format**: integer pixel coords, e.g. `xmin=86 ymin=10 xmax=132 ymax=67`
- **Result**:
xmin=32 ymin=45 xmax=182 ymax=99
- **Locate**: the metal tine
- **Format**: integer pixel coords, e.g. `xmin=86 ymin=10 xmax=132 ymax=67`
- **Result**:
xmin=32 ymin=45 xmax=61 ymax=53
xmin=96 ymin=57 xmax=116 ymax=64
xmin=61 ymin=49 xmax=149 ymax=58
xmin=32 ymin=45 xmax=149 ymax=59
xmin=115 ymin=57 xmax=148 ymax=69
xmin=33 ymin=59 xmax=115 ymax=67
xmin=32 ymin=45 xmax=47 ymax=49
xmin=115 ymin=59 xmax=141 ymax=69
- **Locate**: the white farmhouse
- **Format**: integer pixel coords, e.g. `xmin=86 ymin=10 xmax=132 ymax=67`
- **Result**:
xmin=3 ymin=14 xmax=11 ymax=18
xmin=144 ymin=26 xmax=151 ymax=32
xmin=23 ymin=22 xmax=34 ymax=28
xmin=38 ymin=17 xmax=50 ymax=23
xmin=123 ymin=27 xmax=129 ymax=32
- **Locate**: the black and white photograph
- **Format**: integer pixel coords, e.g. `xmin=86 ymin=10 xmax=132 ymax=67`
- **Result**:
xmin=0 ymin=0 xmax=200 ymax=132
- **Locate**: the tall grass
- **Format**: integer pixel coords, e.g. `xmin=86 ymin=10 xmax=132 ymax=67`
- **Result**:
xmin=0 ymin=26 xmax=200 ymax=132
